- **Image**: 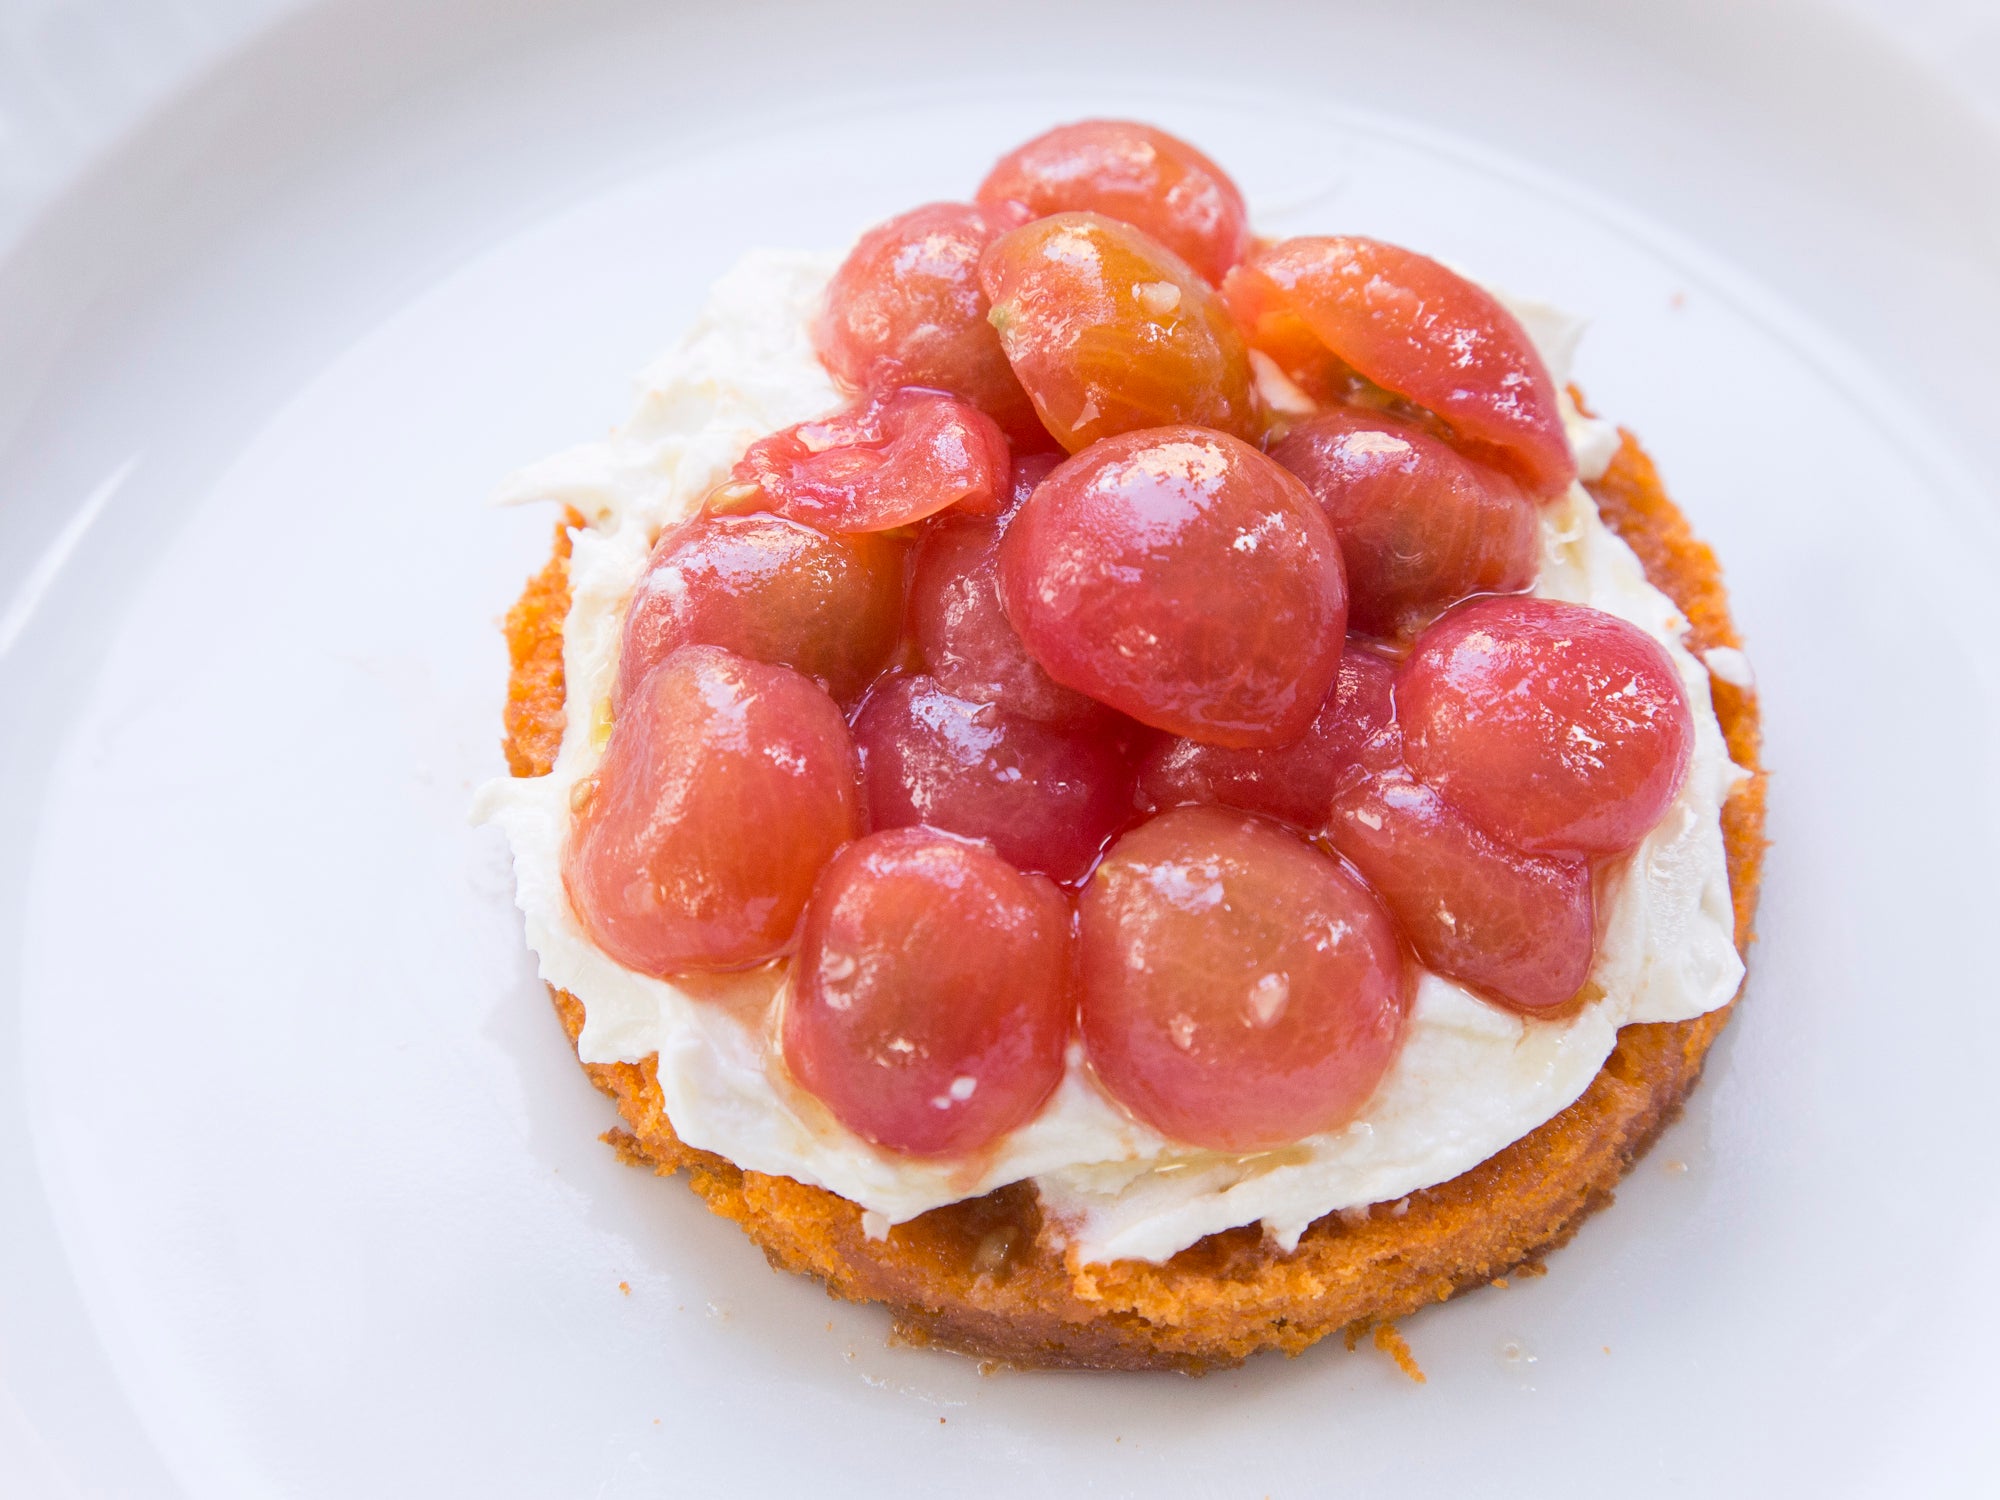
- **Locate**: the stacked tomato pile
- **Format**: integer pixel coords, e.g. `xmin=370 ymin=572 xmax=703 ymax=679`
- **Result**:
xmin=564 ymin=122 xmax=1695 ymax=1160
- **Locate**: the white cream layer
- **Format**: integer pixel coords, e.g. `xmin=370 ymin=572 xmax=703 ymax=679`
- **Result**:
xmin=476 ymin=249 xmax=1749 ymax=1266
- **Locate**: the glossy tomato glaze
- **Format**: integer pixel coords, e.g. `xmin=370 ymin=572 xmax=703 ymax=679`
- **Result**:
xmin=511 ymin=121 xmax=1734 ymax=1217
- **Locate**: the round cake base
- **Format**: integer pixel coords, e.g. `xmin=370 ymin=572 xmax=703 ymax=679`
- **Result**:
xmin=501 ymin=423 xmax=1766 ymax=1373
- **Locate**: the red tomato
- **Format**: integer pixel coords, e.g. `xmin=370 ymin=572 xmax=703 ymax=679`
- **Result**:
xmin=1398 ymin=596 xmax=1694 ymax=857
xmin=814 ymin=201 xmax=1042 ymax=442
xmin=1270 ymin=405 xmax=1539 ymax=638
xmin=976 ymin=119 xmax=1251 ymax=286
xmin=725 ymin=387 xmax=1010 ymax=533
xmin=851 ymin=674 xmax=1133 ymax=884
xmin=908 ymin=503 xmax=1105 ymax=726
xmin=1327 ymin=768 xmax=1595 ymax=1012
xmin=1136 ymin=644 xmax=1398 ymax=829
xmin=979 ymin=213 xmax=1259 ymax=453
xmin=782 ymin=828 xmax=1075 ymax=1156
xmin=998 ymin=426 xmax=1346 ymax=748
xmin=1078 ymin=807 xmax=1408 ymax=1150
xmin=617 ymin=513 xmax=904 ymax=706
xmin=565 ymin=647 xmax=861 ymax=975
xmin=1224 ymin=236 xmax=1576 ymax=497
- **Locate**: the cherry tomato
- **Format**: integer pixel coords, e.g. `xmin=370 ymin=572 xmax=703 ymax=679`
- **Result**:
xmin=724 ymin=387 xmax=1010 ymax=533
xmin=1078 ymin=807 xmax=1408 ymax=1150
xmin=908 ymin=500 xmax=1105 ymax=726
xmin=783 ymin=828 xmax=1075 ymax=1157
xmin=998 ymin=426 xmax=1346 ymax=748
xmin=814 ymin=201 xmax=1041 ymax=442
xmin=617 ymin=513 xmax=904 ymax=707
xmin=1327 ymin=768 xmax=1594 ymax=1012
xmin=1398 ymin=596 xmax=1694 ymax=857
xmin=851 ymin=674 xmax=1132 ymax=884
xmin=1271 ymin=405 xmax=1539 ymax=638
xmin=565 ymin=647 xmax=861 ymax=975
xmin=1223 ymin=236 xmax=1576 ymax=497
xmin=1136 ymin=644 xmax=1398 ymax=829
xmin=979 ymin=213 xmax=1259 ymax=452
xmin=975 ymin=119 xmax=1251 ymax=286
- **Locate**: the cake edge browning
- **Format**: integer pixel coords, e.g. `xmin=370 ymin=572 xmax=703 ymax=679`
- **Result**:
xmin=501 ymin=423 xmax=1767 ymax=1374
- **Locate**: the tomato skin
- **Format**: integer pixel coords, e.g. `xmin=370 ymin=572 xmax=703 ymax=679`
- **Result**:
xmin=908 ymin=508 xmax=1106 ymax=727
xmin=1398 ymin=596 xmax=1694 ymax=858
xmin=782 ymin=828 xmax=1076 ymax=1157
xmin=1326 ymin=768 xmax=1594 ymax=1012
xmin=1078 ymin=807 xmax=1408 ymax=1151
xmin=976 ymin=120 xmax=1252 ymax=286
xmin=851 ymin=674 xmax=1133 ymax=884
xmin=726 ymin=387 xmax=1011 ymax=534
xmin=617 ymin=513 xmax=904 ymax=707
xmin=1136 ymin=644 xmax=1398 ymax=829
xmin=1223 ymin=236 xmax=1576 ymax=497
xmin=979 ymin=213 xmax=1259 ymax=453
xmin=998 ymin=426 xmax=1346 ymax=748
xmin=1270 ymin=405 xmax=1539 ymax=639
xmin=814 ymin=201 xmax=1042 ymax=442
xmin=565 ymin=647 xmax=862 ymax=976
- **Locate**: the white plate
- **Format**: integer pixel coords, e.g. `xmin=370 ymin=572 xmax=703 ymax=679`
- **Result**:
xmin=4 ymin=2 xmax=1999 ymax=1495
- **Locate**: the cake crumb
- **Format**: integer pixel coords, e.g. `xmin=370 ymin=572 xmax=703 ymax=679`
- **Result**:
xmin=1491 ymin=1277 xmax=1509 ymax=1289
xmin=618 ymin=1281 xmax=630 ymax=1295
xmin=1373 ymin=1322 xmax=1426 ymax=1384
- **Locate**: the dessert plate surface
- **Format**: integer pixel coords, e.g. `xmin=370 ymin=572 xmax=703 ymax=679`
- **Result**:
xmin=1 ymin=1 xmax=1996 ymax=1495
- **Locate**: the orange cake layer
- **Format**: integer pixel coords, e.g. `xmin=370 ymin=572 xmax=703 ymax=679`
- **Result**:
xmin=500 ymin=423 xmax=1766 ymax=1372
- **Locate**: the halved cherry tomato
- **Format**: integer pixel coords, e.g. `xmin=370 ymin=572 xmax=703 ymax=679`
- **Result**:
xmin=1224 ymin=236 xmax=1575 ymax=497
xmin=976 ymin=119 xmax=1251 ymax=286
xmin=814 ymin=201 xmax=1041 ymax=442
xmin=1271 ymin=404 xmax=1539 ymax=638
xmin=782 ymin=828 xmax=1075 ymax=1157
xmin=1327 ymin=766 xmax=1595 ymax=1012
xmin=618 ymin=513 xmax=904 ymax=706
xmin=851 ymin=674 xmax=1133 ymax=885
xmin=979 ymin=213 xmax=1259 ymax=452
xmin=1398 ymin=596 xmax=1693 ymax=857
xmin=998 ymin=426 xmax=1346 ymax=748
xmin=565 ymin=647 xmax=861 ymax=976
xmin=1136 ymin=644 xmax=1398 ymax=829
xmin=723 ymin=387 xmax=1010 ymax=533
xmin=1078 ymin=807 xmax=1408 ymax=1150
xmin=907 ymin=470 xmax=1106 ymax=726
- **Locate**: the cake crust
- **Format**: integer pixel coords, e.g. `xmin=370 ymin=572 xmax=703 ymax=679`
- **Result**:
xmin=501 ymin=424 xmax=1766 ymax=1373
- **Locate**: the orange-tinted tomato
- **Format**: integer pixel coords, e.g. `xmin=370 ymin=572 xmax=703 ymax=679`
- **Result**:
xmin=782 ymin=828 xmax=1075 ymax=1156
xmin=1270 ymin=405 xmax=1539 ymax=638
xmin=976 ymin=119 xmax=1251 ymax=286
xmin=725 ymin=387 xmax=1010 ymax=533
xmin=618 ymin=513 xmax=904 ymax=706
xmin=979 ymin=213 xmax=1259 ymax=453
xmin=998 ymin=426 xmax=1346 ymax=748
xmin=1224 ymin=236 xmax=1576 ymax=497
xmin=1078 ymin=807 xmax=1408 ymax=1150
xmin=564 ymin=647 xmax=861 ymax=976
xmin=814 ymin=201 xmax=1041 ymax=442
